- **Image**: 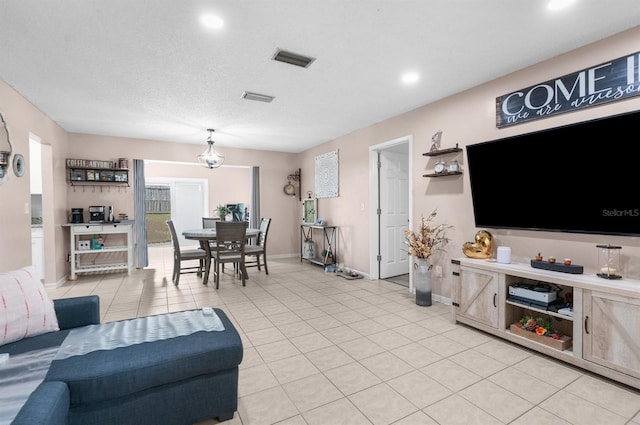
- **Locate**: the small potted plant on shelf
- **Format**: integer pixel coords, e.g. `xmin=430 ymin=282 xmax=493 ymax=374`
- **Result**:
xmin=216 ymin=204 xmax=231 ymax=221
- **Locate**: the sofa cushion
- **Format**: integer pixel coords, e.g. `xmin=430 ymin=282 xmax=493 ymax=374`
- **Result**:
xmin=0 ymin=266 xmax=59 ymax=346
xmin=45 ymin=308 xmax=243 ymax=405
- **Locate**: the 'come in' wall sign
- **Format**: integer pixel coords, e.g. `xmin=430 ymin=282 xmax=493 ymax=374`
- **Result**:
xmin=496 ymin=51 xmax=640 ymax=128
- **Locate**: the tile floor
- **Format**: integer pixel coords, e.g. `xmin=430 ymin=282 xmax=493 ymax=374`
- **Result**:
xmin=47 ymin=245 xmax=640 ymax=425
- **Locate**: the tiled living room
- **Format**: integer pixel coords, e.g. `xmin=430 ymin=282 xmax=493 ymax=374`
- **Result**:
xmin=44 ymin=245 xmax=640 ymax=425
xmin=2 ymin=3 xmax=640 ymax=424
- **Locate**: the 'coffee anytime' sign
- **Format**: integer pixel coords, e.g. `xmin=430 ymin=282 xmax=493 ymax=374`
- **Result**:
xmin=496 ymin=51 xmax=640 ymax=128
xmin=66 ymin=158 xmax=114 ymax=169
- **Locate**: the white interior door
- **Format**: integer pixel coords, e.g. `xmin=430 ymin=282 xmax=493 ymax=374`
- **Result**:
xmin=379 ymin=149 xmax=409 ymax=279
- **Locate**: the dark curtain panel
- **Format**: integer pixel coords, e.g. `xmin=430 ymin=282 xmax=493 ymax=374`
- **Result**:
xmin=134 ymin=159 xmax=148 ymax=268
xmin=250 ymin=166 xmax=260 ymax=229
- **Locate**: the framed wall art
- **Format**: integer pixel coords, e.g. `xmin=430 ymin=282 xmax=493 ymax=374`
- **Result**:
xmin=315 ymin=150 xmax=339 ymax=198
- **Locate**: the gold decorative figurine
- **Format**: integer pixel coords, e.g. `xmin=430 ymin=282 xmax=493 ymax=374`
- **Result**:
xmin=462 ymin=230 xmax=494 ymax=259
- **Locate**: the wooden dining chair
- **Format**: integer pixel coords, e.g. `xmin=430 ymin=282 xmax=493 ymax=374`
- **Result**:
xmin=211 ymin=221 xmax=248 ymax=289
xmin=166 ymin=220 xmax=208 ymax=286
xmin=202 ymin=216 xmax=221 ymax=252
xmin=245 ymin=218 xmax=271 ymax=275
xmin=202 ymin=217 xmax=221 ymax=228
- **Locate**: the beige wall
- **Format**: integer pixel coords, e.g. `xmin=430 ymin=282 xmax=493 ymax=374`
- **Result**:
xmin=1 ymin=26 xmax=639 ymax=298
xmin=66 ymin=133 xmax=301 ymax=260
xmin=0 ymin=80 xmax=70 ymax=283
xmin=299 ymin=26 xmax=640 ymax=298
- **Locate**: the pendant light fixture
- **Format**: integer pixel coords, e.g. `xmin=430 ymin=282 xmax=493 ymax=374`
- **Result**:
xmin=198 ymin=129 xmax=225 ymax=169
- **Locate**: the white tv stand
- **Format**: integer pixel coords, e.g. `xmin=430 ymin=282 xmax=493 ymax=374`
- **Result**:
xmin=451 ymin=257 xmax=640 ymax=390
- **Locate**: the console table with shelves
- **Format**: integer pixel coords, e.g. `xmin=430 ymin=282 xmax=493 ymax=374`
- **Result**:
xmin=422 ymin=145 xmax=463 ymax=177
xmin=300 ymin=224 xmax=337 ymax=267
xmin=63 ymin=221 xmax=135 ymax=280
xmin=451 ymin=257 xmax=640 ymax=389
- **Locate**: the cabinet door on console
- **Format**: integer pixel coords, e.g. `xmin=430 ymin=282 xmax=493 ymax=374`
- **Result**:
xmin=455 ymin=267 xmax=499 ymax=328
xmin=583 ymin=290 xmax=640 ymax=380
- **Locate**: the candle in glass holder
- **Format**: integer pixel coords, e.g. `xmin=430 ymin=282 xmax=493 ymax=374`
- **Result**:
xmin=596 ymin=244 xmax=622 ymax=279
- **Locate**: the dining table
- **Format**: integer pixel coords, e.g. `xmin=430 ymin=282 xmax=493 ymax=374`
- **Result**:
xmin=182 ymin=226 xmax=260 ymax=285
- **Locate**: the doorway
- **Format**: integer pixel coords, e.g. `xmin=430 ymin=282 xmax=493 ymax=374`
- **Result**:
xmin=29 ymin=136 xmax=53 ymax=284
xmin=369 ymin=135 xmax=412 ymax=285
xmin=145 ymin=178 xmax=208 ymax=247
xmin=29 ymin=137 xmax=44 ymax=281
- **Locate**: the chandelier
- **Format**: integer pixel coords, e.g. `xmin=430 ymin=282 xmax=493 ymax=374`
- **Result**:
xmin=198 ymin=129 xmax=225 ymax=169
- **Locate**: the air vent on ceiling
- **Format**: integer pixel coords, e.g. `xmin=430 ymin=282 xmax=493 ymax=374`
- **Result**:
xmin=272 ymin=49 xmax=315 ymax=68
xmin=241 ymin=91 xmax=275 ymax=103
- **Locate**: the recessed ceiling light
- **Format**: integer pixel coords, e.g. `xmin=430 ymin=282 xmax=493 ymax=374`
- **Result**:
xmin=200 ymin=14 xmax=224 ymax=30
xmin=547 ymin=0 xmax=577 ymax=11
xmin=401 ymin=72 xmax=420 ymax=84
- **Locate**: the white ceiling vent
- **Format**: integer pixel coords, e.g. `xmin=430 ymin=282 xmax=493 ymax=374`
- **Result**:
xmin=272 ymin=49 xmax=315 ymax=68
xmin=241 ymin=91 xmax=275 ymax=103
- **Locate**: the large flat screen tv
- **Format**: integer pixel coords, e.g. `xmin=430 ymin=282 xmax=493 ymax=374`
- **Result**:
xmin=466 ymin=109 xmax=640 ymax=237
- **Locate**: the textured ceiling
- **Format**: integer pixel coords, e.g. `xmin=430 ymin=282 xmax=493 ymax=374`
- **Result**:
xmin=0 ymin=1 xmax=638 ymax=153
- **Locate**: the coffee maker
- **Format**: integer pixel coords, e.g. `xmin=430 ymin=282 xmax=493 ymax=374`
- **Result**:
xmin=70 ymin=208 xmax=84 ymax=223
xmin=89 ymin=206 xmax=105 ymax=223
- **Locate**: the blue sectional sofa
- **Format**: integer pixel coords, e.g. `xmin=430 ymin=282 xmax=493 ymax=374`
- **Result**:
xmin=2 ymin=296 xmax=243 ymax=425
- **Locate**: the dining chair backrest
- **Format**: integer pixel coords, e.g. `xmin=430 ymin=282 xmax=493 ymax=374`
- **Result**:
xmin=202 ymin=217 xmax=221 ymax=229
xmin=214 ymin=221 xmax=247 ymax=254
xmin=212 ymin=221 xmax=248 ymax=287
xmin=166 ymin=219 xmax=181 ymax=252
xmin=245 ymin=217 xmax=271 ymax=275
xmin=166 ymin=219 xmax=207 ymax=285
xmin=256 ymin=217 xmax=271 ymax=248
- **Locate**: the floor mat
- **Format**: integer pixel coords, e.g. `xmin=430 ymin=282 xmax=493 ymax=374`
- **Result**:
xmin=336 ymin=271 xmax=364 ymax=280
